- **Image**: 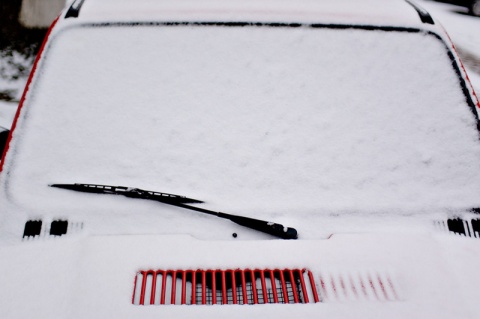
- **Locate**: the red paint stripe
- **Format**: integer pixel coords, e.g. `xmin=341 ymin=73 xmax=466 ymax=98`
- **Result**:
xmin=0 ymin=17 xmax=59 ymax=172
xmin=441 ymin=24 xmax=480 ymax=111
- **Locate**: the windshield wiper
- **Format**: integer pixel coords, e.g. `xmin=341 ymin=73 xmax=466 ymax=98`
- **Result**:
xmin=50 ymin=183 xmax=298 ymax=240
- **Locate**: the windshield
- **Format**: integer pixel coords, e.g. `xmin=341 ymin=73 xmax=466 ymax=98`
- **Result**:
xmin=3 ymin=24 xmax=480 ymax=236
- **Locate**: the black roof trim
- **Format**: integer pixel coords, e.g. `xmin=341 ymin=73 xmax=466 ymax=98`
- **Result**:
xmin=89 ymin=21 xmax=426 ymax=33
xmin=65 ymin=0 xmax=86 ymax=19
xmin=405 ymin=0 xmax=435 ymax=24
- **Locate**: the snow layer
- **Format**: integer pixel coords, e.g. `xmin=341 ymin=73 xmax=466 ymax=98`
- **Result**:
xmin=1 ymin=233 xmax=480 ymax=319
xmin=3 ymin=25 xmax=480 ymax=221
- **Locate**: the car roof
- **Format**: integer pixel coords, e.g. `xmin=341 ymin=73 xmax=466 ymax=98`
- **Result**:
xmin=65 ymin=0 xmax=434 ymax=28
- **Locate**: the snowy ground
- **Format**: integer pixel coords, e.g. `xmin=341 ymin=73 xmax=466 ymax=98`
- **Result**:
xmin=0 ymin=100 xmax=18 ymax=130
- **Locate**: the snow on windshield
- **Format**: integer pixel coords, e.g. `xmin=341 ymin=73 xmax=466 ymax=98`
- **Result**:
xmin=4 ymin=25 xmax=480 ymax=216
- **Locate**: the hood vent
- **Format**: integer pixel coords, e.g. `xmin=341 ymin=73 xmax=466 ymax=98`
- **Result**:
xmin=133 ymin=268 xmax=319 ymax=305
xmin=23 ymin=220 xmax=42 ymax=238
xmin=435 ymin=218 xmax=479 ymax=238
xmin=22 ymin=219 xmax=84 ymax=239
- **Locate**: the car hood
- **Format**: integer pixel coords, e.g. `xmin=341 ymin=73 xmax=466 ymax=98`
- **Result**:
xmin=0 ymin=232 xmax=479 ymax=319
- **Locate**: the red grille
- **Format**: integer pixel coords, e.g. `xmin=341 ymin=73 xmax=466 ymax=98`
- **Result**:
xmin=132 ymin=268 xmax=319 ymax=305
xmin=318 ymin=271 xmax=400 ymax=302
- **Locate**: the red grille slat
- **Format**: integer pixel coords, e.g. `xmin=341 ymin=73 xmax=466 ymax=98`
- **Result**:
xmin=297 ymin=269 xmax=308 ymax=303
xmin=308 ymin=270 xmax=320 ymax=303
xmin=140 ymin=271 xmax=147 ymax=305
xmin=221 ymin=270 xmax=227 ymax=305
xmin=319 ymin=274 xmax=327 ymax=301
xmin=289 ymin=270 xmax=299 ymax=303
xmin=250 ymin=269 xmax=258 ymax=304
xmin=133 ymin=268 xmax=319 ymax=306
xmin=150 ymin=271 xmax=157 ymax=305
xmin=211 ymin=270 xmax=217 ymax=305
xmin=278 ymin=269 xmax=289 ymax=303
xmin=181 ymin=271 xmax=187 ymax=305
xmin=368 ymin=274 xmax=380 ymax=301
xmin=377 ymin=274 xmax=389 ymax=300
xmin=201 ymin=271 xmax=206 ymax=305
xmin=348 ymin=274 xmax=359 ymax=300
xmin=160 ymin=271 xmax=167 ymax=305
xmin=132 ymin=273 xmax=138 ymax=304
xmin=359 ymin=274 xmax=368 ymax=298
xmin=171 ymin=271 xmax=177 ymax=305
xmin=269 ymin=270 xmax=279 ymax=303
xmin=258 ymin=270 xmax=266 ymax=303
xmin=231 ymin=270 xmax=238 ymax=304
xmin=191 ymin=271 xmax=196 ymax=305
xmin=240 ymin=270 xmax=247 ymax=305
xmin=387 ymin=276 xmax=399 ymax=301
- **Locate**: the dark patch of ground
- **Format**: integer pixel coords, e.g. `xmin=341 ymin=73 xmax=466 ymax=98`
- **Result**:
xmin=0 ymin=1 xmax=47 ymax=101
xmin=456 ymin=46 xmax=480 ymax=76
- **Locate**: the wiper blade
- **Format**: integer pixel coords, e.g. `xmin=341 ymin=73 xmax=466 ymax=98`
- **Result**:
xmin=50 ymin=183 xmax=298 ymax=240
xmin=50 ymin=183 xmax=203 ymax=204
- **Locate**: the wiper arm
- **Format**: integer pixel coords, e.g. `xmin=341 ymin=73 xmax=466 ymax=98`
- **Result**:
xmin=50 ymin=183 xmax=298 ymax=240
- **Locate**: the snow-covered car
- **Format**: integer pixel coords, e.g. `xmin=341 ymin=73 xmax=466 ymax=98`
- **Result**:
xmin=1 ymin=0 xmax=480 ymax=318
xmin=433 ymin=0 xmax=480 ymax=16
